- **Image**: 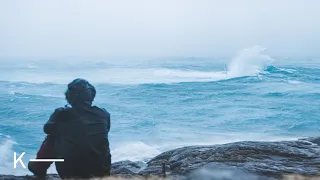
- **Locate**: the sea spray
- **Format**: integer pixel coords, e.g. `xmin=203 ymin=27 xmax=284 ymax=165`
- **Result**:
xmin=227 ymin=45 xmax=274 ymax=78
xmin=0 ymin=138 xmax=23 ymax=174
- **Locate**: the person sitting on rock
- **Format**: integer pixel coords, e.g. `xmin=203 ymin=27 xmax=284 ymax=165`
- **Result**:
xmin=28 ymin=78 xmax=111 ymax=179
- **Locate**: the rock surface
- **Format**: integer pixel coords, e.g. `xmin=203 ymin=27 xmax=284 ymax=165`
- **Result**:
xmin=111 ymin=160 xmax=147 ymax=178
xmin=1 ymin=137 xmax=319 ymax=179
xmin=139 ymin=137 xmax=320 ymax=179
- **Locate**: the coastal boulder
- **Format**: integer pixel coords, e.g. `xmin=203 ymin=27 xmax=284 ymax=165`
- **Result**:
xmin=139 ymin=138 xmax=320 ymax=179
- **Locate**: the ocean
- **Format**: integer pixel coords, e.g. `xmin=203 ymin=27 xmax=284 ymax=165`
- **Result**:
xmin=0 ymin=46 xmax=319 ymax=175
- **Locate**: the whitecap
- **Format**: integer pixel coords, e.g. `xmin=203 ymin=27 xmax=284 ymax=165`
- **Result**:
xmin=288 ymin=80 xmax=302 ymax=84
xmin=0 ymin=46 xmax=275 ymax=85
xmin=0 ymin=138 xmax=26 ymax=175
xmin=111 ymin=141 xmax=161 ymax=162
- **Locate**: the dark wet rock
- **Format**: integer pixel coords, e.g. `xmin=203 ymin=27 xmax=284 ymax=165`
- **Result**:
xmin=1 ymin=137 xmax=319 ymax=179
xmin=111 ymin=160 xmax=147 ymax=176
xmin=181 ymin=165 xmax=274 ymax=180
xmin=140 ymin=137 xmax=320 ymax=179
xmin=302 ymin=137 xmax=320 ymax=146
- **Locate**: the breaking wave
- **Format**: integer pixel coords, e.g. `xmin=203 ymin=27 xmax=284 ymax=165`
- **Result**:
xmin=0 ymin=46 xmax=274 ymax=85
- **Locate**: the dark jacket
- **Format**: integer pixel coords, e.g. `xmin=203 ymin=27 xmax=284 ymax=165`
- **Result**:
xmin=44 ymin=79 xmax=111 ymax=178
xmin=44 ymin=106 xmax=111 ymax=178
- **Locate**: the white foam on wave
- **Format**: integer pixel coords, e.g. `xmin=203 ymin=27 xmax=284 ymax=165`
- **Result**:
xmin=0 ymin=139 xmax=26 ymax=175
xmin=227 ymin=46 xmax=274 ymax=77
xmin=1 ymin=46 xmax=274 ymax=85
xmin=1 ymin=67 xmax=226 ymax=85
xmin=111 ymin=141 xmax=161 ymax=162
xmin=90 ymin=68 xmax=228 ymax=85
xmin=0 ymin=136 xmax=57 ymax=175
xmin=8 ymin=90 xmax=63 ymax=98
xmin=288 ymin=80 xmax=302 ymax=84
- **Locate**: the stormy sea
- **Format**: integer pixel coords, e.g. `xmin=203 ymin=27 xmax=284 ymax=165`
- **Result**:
xmin=0 ymin=46 xmax=319 ymax=175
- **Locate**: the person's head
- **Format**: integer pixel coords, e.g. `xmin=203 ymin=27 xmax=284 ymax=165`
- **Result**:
xmin=65 ymin=78 xmax=96 ymax=107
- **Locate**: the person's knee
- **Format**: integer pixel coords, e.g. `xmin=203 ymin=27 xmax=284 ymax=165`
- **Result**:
xmin=28 ymin=161 xmax=50 ymax=176
xmin=28 ymin=161 xmax=40 ymax=175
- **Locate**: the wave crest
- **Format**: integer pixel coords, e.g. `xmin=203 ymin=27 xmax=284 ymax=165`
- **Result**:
xmin=0 ymin=46 xmax=274 ymax=85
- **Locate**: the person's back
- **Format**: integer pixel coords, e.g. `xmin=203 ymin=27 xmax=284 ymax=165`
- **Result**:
xmin=47 ymin=106 xmax=111 ymax=178
xmin=29 ymin=78 xmax=111 ymax=179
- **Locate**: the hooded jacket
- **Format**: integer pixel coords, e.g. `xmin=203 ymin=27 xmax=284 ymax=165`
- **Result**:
xmin=44 ymin=79 xmax=111 ymax=178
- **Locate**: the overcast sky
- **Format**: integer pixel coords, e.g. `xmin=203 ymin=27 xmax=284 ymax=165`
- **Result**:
xmin=1 ymin=0 xmax=319 ymax=59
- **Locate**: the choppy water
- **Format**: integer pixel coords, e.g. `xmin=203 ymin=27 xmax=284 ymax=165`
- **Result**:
xmin=0 ymin=46 xmax=319 ymax=175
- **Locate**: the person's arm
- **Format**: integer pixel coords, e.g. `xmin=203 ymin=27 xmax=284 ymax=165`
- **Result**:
xmin=107 ymin=112 xmax=110 ymax=133
xmin=43 ymin=108 xmax=63 ymax=134
xmin=102 ymin=108 xmax=111 ymax=132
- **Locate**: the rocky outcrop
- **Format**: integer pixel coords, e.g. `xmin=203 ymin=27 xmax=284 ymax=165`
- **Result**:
xmin=111 ymin=160 xmax=147 ymax=178
xmin=1 ymin=137 xmax=319 ymax=180
xmin=138 ymin=137 xmax=320 ymax=179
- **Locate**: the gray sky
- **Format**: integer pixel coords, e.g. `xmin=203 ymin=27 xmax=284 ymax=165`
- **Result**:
xmin=1 ymin=0 xmax=320 ymax=59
